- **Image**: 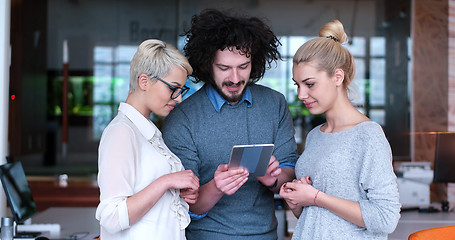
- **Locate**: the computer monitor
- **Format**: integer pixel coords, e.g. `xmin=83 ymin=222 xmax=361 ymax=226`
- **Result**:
xmin=0 ymin=161 xmax=38 ymax=224
xmin=433 ymin=132 xmax=455 ymax=183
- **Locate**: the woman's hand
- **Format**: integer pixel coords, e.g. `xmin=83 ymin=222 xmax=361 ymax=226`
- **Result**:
xmin=168 ymin=169 xmax=199 ymax=191
xmin=127 ymin=169 xmax=199 ymax=225
xmin=280 ymin=176 xmax=318 ymax=209
xmin=169 ymin=170 xmax=199 ymax=204
xmin=180 ymin=188 xmax=199 ymax=204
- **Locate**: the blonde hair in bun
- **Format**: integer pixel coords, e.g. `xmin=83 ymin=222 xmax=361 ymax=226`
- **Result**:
xmin=293 ymin=19 xmax=355 ymax=89
xmin=319 ymin=19 xmax=348 ymax=44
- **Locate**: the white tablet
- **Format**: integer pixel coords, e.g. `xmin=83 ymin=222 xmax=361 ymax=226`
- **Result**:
xmin=228 ymin=144 xmax=274 ymax=177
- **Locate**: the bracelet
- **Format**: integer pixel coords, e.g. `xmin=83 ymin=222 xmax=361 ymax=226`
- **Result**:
xmin=267 ymin=179 xmax=278 ymax=188
xmin=313 ymin=190 xmax=321 ymax=206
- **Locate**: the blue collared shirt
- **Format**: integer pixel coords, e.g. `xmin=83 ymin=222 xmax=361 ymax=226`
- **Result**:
xmin=205 ymin=83 xmax=252 ymax=112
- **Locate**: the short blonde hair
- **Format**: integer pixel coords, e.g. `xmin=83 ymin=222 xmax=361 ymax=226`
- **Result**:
xmin=293 ymin=20 xmax=355 ymax=89
xmin=129 ymin=39 xmax=193 ymax=93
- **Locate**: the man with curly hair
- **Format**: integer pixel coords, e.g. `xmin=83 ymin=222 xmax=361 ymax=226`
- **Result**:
xmin=162 ymin=9 xmax=298 ymax=240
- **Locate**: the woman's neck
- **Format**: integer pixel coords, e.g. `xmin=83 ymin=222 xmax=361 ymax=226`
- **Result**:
xmin=321 ymin=97 xmax=369 ymax=133
xmin=125 ymin=93 xmax=151 ymax=119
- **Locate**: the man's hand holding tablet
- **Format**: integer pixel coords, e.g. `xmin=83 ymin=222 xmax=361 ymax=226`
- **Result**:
xmin=228 ymin=144 xmax=275 ymax=177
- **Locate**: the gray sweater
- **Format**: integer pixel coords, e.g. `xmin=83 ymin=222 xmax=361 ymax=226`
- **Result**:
xmin=162 ymin=84 xmax=298 ymax=240
xmin=292 ymin=121 xmax=401 ymax=240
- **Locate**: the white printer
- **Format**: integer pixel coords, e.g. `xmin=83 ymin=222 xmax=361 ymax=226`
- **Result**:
xmin=396 ymin=162 xmax=433 ymax=208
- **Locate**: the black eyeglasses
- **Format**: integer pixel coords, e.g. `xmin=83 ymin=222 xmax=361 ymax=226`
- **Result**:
xmin=152 ymin=76 xmax=190 ymax=99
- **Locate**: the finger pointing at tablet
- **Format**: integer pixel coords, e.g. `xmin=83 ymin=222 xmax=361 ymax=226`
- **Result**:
xmin=257 ymin=155 xmax=281 ymax=187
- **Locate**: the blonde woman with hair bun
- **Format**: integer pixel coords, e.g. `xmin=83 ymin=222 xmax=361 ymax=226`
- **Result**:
xmin=280 ymin=20 xmax=401 ymax=239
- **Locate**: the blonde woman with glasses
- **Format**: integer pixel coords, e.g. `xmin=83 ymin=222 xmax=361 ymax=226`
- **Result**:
xmin=96 ymin=39 xmax=199 ymax=240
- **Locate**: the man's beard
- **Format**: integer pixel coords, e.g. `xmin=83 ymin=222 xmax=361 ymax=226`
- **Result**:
xmin=214 ymin=80 xmax=246 ymax=104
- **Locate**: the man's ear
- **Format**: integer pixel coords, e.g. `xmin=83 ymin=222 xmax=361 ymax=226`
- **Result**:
xmin=137 ymin=73 xmax=149 ymax=90
xmin=334 ymin=68 xmax=345 ymax=86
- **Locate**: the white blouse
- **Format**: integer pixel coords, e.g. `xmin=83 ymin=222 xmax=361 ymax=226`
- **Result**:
xmin=96 ymin=102 xmax=190 ymax=240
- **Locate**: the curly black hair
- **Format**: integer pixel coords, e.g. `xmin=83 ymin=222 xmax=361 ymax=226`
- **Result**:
xmin=183 ymin=9 xmax=281 ymax=85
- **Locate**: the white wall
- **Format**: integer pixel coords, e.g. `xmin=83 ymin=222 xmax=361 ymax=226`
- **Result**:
xmin=0 ymin=0 xmax=11 ymax=217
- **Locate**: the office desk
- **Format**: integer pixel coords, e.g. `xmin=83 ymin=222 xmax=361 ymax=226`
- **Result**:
xmin=388 ymin=210 xmax=455 ymax=240
xmin=29 ymin=207 xmax=99 ymax=240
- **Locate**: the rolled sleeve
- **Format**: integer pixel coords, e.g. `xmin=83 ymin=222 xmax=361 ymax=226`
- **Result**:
xmin=96 ymin=123 xmax=136 ymax=233
xmin=188 ymin=211 xmax=207 ymax=220
xmin=359 ymin=129 xmax=401 ymax=234
xmin=279 ymin=162 xmax=295 ymax=169
xmin=96 ymin=197 xmax=129 ymax=233
xmin=360 ymin=198 xmax=401 ymax=233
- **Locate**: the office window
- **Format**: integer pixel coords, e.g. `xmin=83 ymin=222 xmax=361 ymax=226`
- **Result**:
xmin=176 ymin=35 xmax=387 ymax=129
xmin=260 ymin=36 xmax=386 ymax=126
xmin=92 ymin=44 xmax=203 ymax=139
xmin=369 ymin=37 xmax=386 ymax=125
xmin=93 ymin=45 xmax=136 ymax=139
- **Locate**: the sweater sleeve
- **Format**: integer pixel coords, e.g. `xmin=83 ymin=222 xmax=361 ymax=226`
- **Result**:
xmin=271 ymin=93 xmax=299 ymax=167
xmin=162 ymin=107 xmax=200 ymax=178
xmin=358 ymin=125 xmax=401 ymax=234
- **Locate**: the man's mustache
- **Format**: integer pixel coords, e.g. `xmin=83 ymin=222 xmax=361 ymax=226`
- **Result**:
xmin=223 ymin=80 xmax=245 ymax=87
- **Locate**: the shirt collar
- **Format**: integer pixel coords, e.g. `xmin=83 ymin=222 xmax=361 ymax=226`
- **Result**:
xmin=118 ymin=102 xmax=159 ymax=141
xmin=205 ymin=83 xmax=252 ymax=112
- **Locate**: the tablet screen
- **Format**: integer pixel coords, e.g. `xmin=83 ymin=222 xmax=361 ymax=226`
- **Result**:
xmin=228 ymin=144 xmax=274 ymax=177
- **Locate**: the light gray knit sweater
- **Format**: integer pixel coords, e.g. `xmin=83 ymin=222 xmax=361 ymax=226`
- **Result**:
xmin=292 ymin=121 xmax=401 ymax=240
